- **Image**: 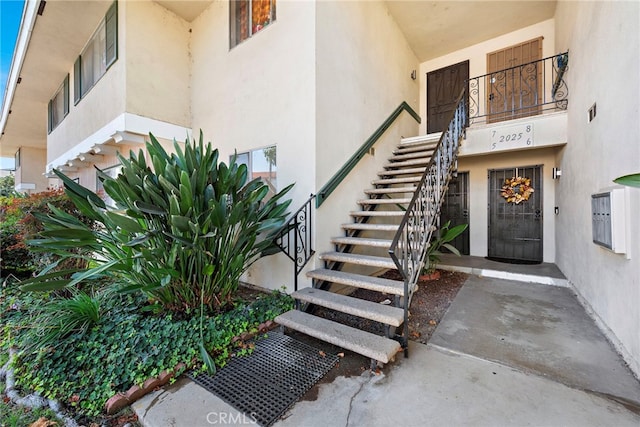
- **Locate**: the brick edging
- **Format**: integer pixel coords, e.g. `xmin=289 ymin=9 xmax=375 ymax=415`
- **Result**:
xmin=104 ymin=320 xmax=277 ymax=414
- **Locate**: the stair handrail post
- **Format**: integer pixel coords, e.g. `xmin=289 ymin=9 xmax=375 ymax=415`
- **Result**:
xmin=388 ymin=88 xmax=468 ymax=354
xmin=273 ymin=193 xmax=316 ymax=294
xmin=294 ymin=210 xmax=299 ymax=292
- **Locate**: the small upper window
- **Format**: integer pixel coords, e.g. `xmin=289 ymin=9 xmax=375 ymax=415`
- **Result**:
xmin=74 ymin=1 xmax=118 ymax=103
xmin=229 ymin=0 xmax=276 ymax=49
xmin=48 ymin=75 xmax=69 ymax=133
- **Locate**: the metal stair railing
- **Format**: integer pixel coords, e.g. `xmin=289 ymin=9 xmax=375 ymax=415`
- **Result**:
xmin=388 ymin=89 xmax=467 ymax=354
xmin=316 ymin=102 xmax=421 ymax=208
xmin=274 ymin=193 xmax=316 ymax=292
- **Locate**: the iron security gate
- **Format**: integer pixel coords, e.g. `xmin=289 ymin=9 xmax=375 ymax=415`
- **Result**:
xmin=488 ymin=166 xmax=542 ymax=263
xmin=427 ymin=60 xmax=469 ymax=133
xmin=440 ymin=172 xmax=470 ymax=255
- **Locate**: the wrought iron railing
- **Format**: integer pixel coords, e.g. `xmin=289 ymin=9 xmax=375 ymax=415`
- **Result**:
xmin=316 ymin=102 xmax=421 ymax=208
xmin=274 ymin=193 xmax=315 ymax=291
xmin=388 ymin=90 xmax=467 ymax=352
xmin=467 ymin=52 xmax=569 ymax=124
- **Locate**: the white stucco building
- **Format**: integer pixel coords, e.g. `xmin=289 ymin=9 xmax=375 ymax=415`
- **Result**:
xmin=0 ymin=0 xmax=638 ymax=377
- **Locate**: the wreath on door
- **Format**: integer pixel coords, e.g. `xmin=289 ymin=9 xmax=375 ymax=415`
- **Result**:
xmin=501 ymin=176 xmax=534 ymax=204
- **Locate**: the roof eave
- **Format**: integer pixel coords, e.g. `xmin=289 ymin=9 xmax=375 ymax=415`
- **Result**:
xmin=0 ymin=0 xmax=38 ymax=140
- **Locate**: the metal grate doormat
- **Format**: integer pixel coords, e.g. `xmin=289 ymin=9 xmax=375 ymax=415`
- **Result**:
xmin=187 ymin=332 xmax=339 ymax=427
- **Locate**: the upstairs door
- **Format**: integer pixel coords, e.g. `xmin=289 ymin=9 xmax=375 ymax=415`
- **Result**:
xmin=427 ymin=60 xmax=469 ymax=134
xmin=488 ymin=166 xmax=543 ymax=263
xmin=486 ymin=38 xmax=543 ymax=123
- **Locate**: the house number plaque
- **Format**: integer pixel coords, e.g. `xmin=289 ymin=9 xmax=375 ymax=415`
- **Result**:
xmin=490 ymin=123 xmax=534 ymax=151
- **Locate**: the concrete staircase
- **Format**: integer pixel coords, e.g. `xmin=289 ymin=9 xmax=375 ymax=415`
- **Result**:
xmin=276 ymin=134 xmax=442 ymax=364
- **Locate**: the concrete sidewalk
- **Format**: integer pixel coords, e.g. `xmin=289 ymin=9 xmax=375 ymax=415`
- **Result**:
xmin=277 ymin=343 xmax=639 ymax=427
xmin=133 ymin=276 xmax=640 ymax=426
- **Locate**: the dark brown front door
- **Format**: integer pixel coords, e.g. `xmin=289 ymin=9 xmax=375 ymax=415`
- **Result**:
xmin=427 ymin=60 xmax=469 ymax=134
xmin=486 ymin=37 xmax=543 ymax=123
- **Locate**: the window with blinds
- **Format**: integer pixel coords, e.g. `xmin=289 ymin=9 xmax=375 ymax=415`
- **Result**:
xmin=74 ymin=2 xmax=118 ymax=104
xmin=48 ymin=75 xmax=69 ymax=133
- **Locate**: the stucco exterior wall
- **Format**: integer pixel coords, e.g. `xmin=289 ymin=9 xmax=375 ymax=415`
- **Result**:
xmin=15 ymin=146 xmax=48 ymax=192
xmin=190 ymin=0 xmax=317 ymax=291
xmin=125 ymin=0 xmax=191 ymax=129
xmin=313 ymin=0 xmax=420 ymax=276
xmin=47 ymin=4 xmax=127 ymax=162
xmin=419 ymin=19 xmax=556 ymax=135
xmin=554 ymin=0 xmax=640 ymax=376
xmin=462 ymin=112 xmax=566 ymax=157
xmin=315 ymin=0 xmax=420 ymax=187
xmin=457 ymin=147 xmax=558 ymax=263
xmin=47 ymin=0 xmax=191 ymax=166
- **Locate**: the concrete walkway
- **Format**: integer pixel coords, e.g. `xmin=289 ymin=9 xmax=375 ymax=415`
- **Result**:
xmin=133 ymin=274 xmax=640 ymax=427
xmin=438 ymin=253 xmax=569 ymax=286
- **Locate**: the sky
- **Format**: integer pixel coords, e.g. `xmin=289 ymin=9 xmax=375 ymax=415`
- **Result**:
xmin=0 ymin=0 xmax=23 ymax=168
xmin=1 ymin=0 xmax=23 ymax=105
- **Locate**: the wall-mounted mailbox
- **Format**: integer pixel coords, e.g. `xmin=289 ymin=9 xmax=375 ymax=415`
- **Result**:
xmin=591 ymin=188 xmax=626 ymax=253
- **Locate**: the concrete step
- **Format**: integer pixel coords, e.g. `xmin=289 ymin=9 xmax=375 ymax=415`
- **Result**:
xmin=341 ymin=223 xmax=400 ymax=232
xmin=389 ymin=150 xmax=434 ymax=162
xmin=393 ymin=144 xmax=437 ymax=155
xmin=275 ymin=310 xmax=401 ymax=363
xmin=332 ymin=236 xmax=393 ymax=249
xmin=341 ymin=222 xmax=432 ymax=235
xmin=357 ymin=198 xmax=411 ymax=205
xmin=396 ymin=139 xmax=438 ymax=150
xmin=384 ymin=158 xmax=430 ymax=169
xmin=292 ymin=287 xmax=404 ymax=327
xmin=378 ymin=167 xmax=426 ymax=177
xmin=400 ymin=133 xmax=442 ymax=145
xmin=307 ymin=268 xmax=405 ymax=296
xmin=350 ymin=210 xmax=405 ymax=218
xmin=364 ymin=186 xmax=417 ymax=195
xmin=372 ymin=176 xmax=422 ymax=185
xmin=320 ymin=252 xmax=397 ymax=269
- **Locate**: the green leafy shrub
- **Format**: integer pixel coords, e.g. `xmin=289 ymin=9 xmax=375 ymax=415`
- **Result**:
xmin=22 ymin=132 xmax=293 ymax=313
xmin=0 ymin=189 xmax=95 ymax=277
xmin=7 ymin=288 xmax=293 ymax=417
xmin=614 ymin=173 xmax=640 ymax=188
xmin=23 ymin=288 xmax=105 ymax=352
xmin=422 ymin=220 xmax=468 ymax=274
xmin=1 ymin=195 xmax=32 ymax=277
xmin=0 ymin=175 xmax=16 ymax=197
xmin=0 ymin=224 xmax=32 ymax=278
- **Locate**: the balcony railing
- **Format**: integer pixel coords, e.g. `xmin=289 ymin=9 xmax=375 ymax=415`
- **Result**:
xmin=468 ymin=52 xmax=569 ymax=124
